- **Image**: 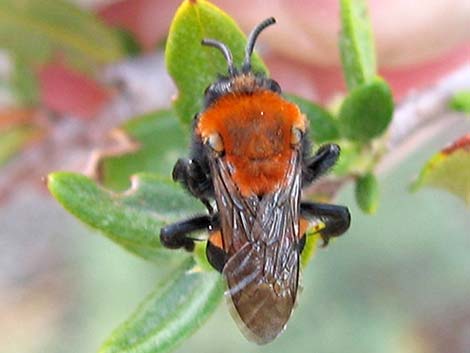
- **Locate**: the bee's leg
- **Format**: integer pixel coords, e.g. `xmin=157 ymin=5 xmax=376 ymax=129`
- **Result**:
xmin=302 ymin=144 xmax=340 ymax=186
xmin=173 ymin=158 xmax=214 ymax=213
xmin=206 ymin=231 xmax=228 ymax=273
xmin=298 ymin=234 xmax=307 ymax=254
xmin=300 ymin=202 xmax=350 ymax=247
xmin=296 ymin=217 xmax=310 ymax=254
xmin=160 ymin=214 xmax=218 ymax=252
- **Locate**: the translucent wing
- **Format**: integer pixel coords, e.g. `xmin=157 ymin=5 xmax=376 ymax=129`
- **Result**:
xmin=210 ymin=152 xmax=302 ymax=344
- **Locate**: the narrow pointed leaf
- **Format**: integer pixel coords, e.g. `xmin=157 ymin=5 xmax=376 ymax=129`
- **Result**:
xmin=99 ymin=110 xmax=188 ymax=191
xmin=338 ymin=78 xmax=393 ymax=142
xmin=47 ymin=172 xmax=204 ymax=261
xmin=411 ymin=134 xmax=470 ymax=205
xmin=99 ymin=258 xmax=224 ymax=353
xmin=166 ymin=0 xmax=267 ymax=126
xmin=339 ymin=0 xmax=376 ymax=89
xmin=286 ymin=94 xmax=340 ymax=143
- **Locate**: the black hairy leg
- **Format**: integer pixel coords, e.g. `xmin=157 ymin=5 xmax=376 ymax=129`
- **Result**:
xmin=300 ymin=201 xmax=350 ymax=247
xmin=302 ymin=144 xmax=340 ymax=186
xmin=160 ymin=214 xmax=218 ymax=252
xmin=172 ymin=158 xmax=214 ymax=213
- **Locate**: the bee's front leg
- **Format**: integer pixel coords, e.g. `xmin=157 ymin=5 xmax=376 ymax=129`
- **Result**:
xmin=160 ymin=214 xmax=218 ymax=251
xmin=172 ymin=158 xmax=214 ymax=213
xmin=302 ymin=144 xmax=340 ymax=186
xmin=300 ymin=202 xmax=350 ymax=247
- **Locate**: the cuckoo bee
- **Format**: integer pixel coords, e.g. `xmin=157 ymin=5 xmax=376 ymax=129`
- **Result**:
xmin=161 ymin=17 xmax=350 ymax=344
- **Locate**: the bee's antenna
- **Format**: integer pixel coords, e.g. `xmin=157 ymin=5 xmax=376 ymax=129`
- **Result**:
xmin=202 ymin=38 xmax=236 ymax=76
xmin=242 ymin=17 xmax=276 ymax=73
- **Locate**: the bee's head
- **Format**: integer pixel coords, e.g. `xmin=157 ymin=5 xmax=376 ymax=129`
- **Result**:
xmin=196 ymin=17 xmax=308 ymax=197
xmin=202 ymin=17 xmax=281 ymax=108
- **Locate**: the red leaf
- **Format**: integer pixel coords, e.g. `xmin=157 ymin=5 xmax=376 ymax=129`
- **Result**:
xmin=38 ymin=62 xmax=110 ymax=119
xmin=442 ymin=134 xmax=470 ymax=155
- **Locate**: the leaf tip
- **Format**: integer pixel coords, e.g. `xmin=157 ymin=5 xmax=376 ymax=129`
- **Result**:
xmin=441 ymin=133 xmax=470 ymax=155
xmin=46 ymin=171 xmax=63 ymax=192
xmin=412 ymin=134 xmax=470 ymax=205
xmin=46 ymin=171 xmax=84 ymax=198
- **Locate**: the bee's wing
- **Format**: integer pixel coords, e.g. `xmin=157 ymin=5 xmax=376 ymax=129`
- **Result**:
xmin=211 ymin=152 xmax=302 ymax=344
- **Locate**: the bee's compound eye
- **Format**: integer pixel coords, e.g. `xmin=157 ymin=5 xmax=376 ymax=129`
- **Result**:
xmin=291 ymin=127 xmax=303 ymax=145
xmin=206 ymin=133 xmax=224 ymax=152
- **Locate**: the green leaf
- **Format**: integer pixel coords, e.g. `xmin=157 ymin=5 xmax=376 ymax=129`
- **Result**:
xmin=47 ymin=172 xmax=205 ymax=261
xmin=166 ymin=0 xmax=267 ymax=126
xmin=0 ymin=0 xmax=124 ymax=71
xmin=332 ymin=140 xmax=361 ymax=176
xmin=99 ymin=257 xmax=224 ymax=353
xmin=338 ymin=78 xmax=394 ymax=142
xmin=411 ymin=134 xmax=470 ymax=205
xmin=449 ymin=91 xmax=470 ymax=114
xmin=300 ymin=234 xmax=320 ymax=268
xmin=355 ymin=172 xmax=379 ymax=214
xmin=0 ymin=124 xmax=38 ymax=167
xmin=339 ymin=0 xmax=376 ymax=89
xmin=285 ymin=94 xmax=340 ymax=143
xmin=193 ymin=241 xmax=214 ymax=272
xmin=100 ymin=110 xmax=188 ymax=191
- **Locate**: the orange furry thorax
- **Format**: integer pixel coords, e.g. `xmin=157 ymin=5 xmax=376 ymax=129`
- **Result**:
xmin=197 ymin=90 xmax=306 ymax=197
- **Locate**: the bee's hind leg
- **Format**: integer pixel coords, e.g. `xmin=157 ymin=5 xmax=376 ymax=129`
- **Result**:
xmin=206 ymin=230 xmax=228 ymax=273
xmin=300 ymin=202 xmax=350 ymax=247
xmin=160 ymin=214 xmax=218 ymax=252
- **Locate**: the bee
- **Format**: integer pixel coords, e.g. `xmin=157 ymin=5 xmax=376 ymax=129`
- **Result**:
xmin=160 ymin=17 xmax=350 ymax=344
